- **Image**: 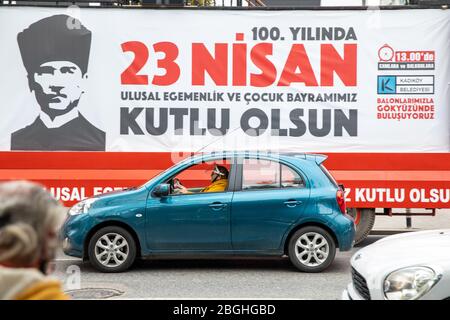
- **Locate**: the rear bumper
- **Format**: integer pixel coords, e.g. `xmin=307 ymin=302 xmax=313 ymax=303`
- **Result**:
xmin=334 ymin=214 xmax=355 ymax=251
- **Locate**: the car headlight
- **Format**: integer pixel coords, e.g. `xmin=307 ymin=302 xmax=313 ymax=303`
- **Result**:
xmin=68 ymin=198 xmax=98 ymax=216
xmin=384 ymin=267 xmax=441 ymax=300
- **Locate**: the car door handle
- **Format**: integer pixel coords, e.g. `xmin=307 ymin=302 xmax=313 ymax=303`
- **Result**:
xmin=209 ymin=202 xmax=227 ymax=211
xmin=284 ymin=200 xmax=302 ymax=207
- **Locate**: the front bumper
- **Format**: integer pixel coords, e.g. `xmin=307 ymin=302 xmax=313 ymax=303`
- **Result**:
xmin=60 ymin=214 xmax=92 ymax=258
xmin=341 ymin=289 xmax=351 ymax=300
xmin=342 ymin=283 xmax=365 ymax=300
xmin=62 ymin=234 xmax=83 ymax=258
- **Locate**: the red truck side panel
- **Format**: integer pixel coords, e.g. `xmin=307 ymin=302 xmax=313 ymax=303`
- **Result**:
xmin=0 ymin=152 xmax=449 ymax=208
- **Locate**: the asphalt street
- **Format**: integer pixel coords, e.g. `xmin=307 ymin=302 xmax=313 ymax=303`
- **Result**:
xmin=52 ymin=210 xmax=450 ymax=300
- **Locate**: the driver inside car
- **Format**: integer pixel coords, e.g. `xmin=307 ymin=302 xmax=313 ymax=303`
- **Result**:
xmin=175 ymin=165 xmax=229 ymax=194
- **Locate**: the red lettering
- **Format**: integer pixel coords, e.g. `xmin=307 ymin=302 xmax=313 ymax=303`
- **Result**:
xmin=277 ymin=44 xmax=318 ymax=87
xmin=152 ymin=42 xmax=180 ymax=86
xmin=321 ymin=44 xmax=357 ymax=86
xmin=192 ymin=43 xmax=228 ymax=86
xmin=232 ymin=43 xmax=247 ymax=86
xmin=121 ymin=41 xmax=149 ymax=85
xmin=250 ymin=43 xmax=276 ymax=87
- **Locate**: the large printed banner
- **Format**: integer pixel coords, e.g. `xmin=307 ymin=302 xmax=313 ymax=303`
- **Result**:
xmin=0 ymin=7 xmax=449 ymax=153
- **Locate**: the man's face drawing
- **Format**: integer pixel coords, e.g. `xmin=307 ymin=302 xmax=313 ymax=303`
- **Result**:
xmin=31 ymin=61 xmax=87 ymax=114
xmin=17 ymin=14 xmax=92 ymax=119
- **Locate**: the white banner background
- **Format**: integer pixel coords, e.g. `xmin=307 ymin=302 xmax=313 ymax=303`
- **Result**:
xmin=0 ymin=7 xmax=449 ymax=152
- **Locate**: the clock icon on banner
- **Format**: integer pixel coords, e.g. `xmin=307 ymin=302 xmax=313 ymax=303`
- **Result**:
xmin=378 ymin=44 xmax=394 ymax=62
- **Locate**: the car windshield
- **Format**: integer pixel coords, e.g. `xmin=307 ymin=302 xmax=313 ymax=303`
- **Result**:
xmin=140 ymin=156 xmax=197 ymax=189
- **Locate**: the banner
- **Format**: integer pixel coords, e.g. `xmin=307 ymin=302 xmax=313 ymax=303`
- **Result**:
xmin=0 ymin=7 xmax=449 ymax=153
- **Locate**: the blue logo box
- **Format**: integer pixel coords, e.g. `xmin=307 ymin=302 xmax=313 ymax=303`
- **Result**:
xmin=377 ymin=76 xmax=396 ymax=94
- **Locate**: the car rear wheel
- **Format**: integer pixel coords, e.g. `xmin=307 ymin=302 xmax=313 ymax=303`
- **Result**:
xmin=288 ymin=226 xmax=336 ymax=272
xmin=88 ymin=226 xmax=136 ymax=273
xmin=348 ymin=208 xmax=376 ymax=245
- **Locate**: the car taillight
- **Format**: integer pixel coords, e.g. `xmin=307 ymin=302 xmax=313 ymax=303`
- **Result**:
xmin=336 ymin=189 xmax=346 ymax=214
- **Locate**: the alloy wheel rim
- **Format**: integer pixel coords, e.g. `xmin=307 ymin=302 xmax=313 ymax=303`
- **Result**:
xmin=95 ymin=233 xmax=129 ymax=268
xmin=295 ymin=232 xmax=329 ymax=267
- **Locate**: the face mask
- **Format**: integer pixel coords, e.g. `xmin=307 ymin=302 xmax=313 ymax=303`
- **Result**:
xmin=211 ymin=166 xmax=224 ymax=183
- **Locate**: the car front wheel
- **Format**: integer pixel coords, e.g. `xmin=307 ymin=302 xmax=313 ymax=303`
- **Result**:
xmin=288 ymin=226 xmax=336 ymax=272
xmin=88 ymin=226 xmax=137 ymax=273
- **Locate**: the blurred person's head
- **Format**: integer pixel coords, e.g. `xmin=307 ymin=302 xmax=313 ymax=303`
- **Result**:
xmin=0 ymin=181 xmax=66 ymax=274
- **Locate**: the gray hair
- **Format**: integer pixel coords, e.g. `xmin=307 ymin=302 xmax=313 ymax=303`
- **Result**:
xmin=0 ymin=181 xmax=66 ymax=266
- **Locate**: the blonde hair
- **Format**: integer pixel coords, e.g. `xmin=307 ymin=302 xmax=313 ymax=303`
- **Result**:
xmin=0 ymin=181 xmax=66 ymax=266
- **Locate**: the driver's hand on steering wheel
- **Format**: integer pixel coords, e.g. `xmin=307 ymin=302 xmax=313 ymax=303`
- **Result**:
xmin=174 ymin=179 xmax=189 ymax=194
xmin=178 ymin=186 xmax=189 ymax=194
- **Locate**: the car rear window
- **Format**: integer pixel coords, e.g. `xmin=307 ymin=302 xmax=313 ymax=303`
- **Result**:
xmin=320 ymin=164 xmax=338 ymax=188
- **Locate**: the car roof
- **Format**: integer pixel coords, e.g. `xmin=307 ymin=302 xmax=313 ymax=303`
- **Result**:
xmin=181 ymin=151 xmax=327 ymax=165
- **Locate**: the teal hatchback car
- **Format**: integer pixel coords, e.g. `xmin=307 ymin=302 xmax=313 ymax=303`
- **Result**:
xmin=62 ymin=152 xmax=355 ymax=273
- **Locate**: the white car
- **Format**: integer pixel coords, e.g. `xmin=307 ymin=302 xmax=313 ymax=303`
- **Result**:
xmin=343 ymin=229 xmax=450 ymax=300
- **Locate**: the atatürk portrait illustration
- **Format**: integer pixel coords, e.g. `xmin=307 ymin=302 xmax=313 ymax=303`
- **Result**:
xmin=11 ymin=15 xmax=105 ymax=151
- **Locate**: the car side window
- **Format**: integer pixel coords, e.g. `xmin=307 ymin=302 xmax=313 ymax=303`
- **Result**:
xmin=242 ymin=159 xmax=305 ymax=191
xmin=242 ymin=159 xmax=279 ymax=190
xmin=168 ymin=159 xmax=232 ymax=195
xmin=281 ymin=164 xmax=305 ymax=188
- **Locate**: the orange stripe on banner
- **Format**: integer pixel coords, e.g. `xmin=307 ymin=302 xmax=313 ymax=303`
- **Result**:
xmin=1 ymin=152 xmax=450 ymax=171
xmin=0 ymin=169 xmax=218 ymax=181
xmin=331 ymin=170 xmax=450 ymax=181
xmin=0 ymin=169 xmax=160 ymax=180
xmin=1 ymin=169 xmax=450 ymax=182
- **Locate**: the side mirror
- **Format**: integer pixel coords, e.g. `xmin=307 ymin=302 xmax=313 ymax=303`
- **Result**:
xmin=153 ymin=183 xmax=170 ymax=197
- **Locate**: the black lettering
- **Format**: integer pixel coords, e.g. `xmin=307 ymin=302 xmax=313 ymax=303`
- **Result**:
xmin=309 ymin=109 xmax=331 ymax=137
xmin=334 ymin=109 xmax=358 ymax=136
xmin=170 ymin=108 xmax=189 ymax=135
xmin=241 ymin=108 xmax=268 ymax=136
xmin=289 ymin=109 xmax=307 ymax=137
xmin=145 ymin=108 xmax=168 ymax=136
xmin=207 ymin=108 xmax=229 ymax=136
xmin=120 ymin=107 xmax=144 ymax=135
